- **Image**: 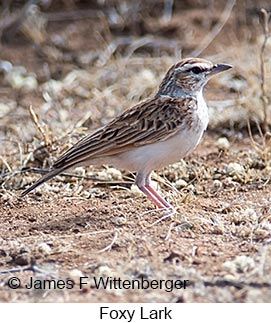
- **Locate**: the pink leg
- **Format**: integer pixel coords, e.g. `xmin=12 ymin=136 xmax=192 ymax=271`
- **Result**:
xmin=138 ymin=185 xmax=173 ymax=209
xmin=145 ymin=185 xmax=173 ymax=209
xmin=136 ymin=172 xmax=173 ymax=209
xmin=138 ymin=185 xmax=166 ymax=208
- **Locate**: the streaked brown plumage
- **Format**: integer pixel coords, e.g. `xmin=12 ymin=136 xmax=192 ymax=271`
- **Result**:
xmin=21 ymin=58 xmax=232 ymax=209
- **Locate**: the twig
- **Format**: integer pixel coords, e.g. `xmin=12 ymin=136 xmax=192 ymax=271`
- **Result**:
xmin=0 ymin=156 xmax=12 ymax=173
xmin=202 ymin=279 xmax=271 ymax=289
xmin=176 ymin=279 xmax=271 ymax=290
xmin=149 ymin=208 xmax=176 ymax=227
xmin=165 ymin=222 xmax=176 ymax=240
xmin=0 ymin=263 xmax=56 ymax=278
xmin=98 ymin=231 xmax=118 ymax=252
xmin=260 ymin=9 xmax=271 ymax=134
xmin=247 ymin=120 xmax=262 ymax=154
xmin=191 ymin=0 xmax=235 ymax=57
xmin=28 ymin=105 xmax=52 ymax=146
xmin=162 ymin=0 xmax=174 ymax=24
xmin=17 ymin=166 xmax=133 ymax=184
xmin=96 ymin=36 xmax=182 ymax=66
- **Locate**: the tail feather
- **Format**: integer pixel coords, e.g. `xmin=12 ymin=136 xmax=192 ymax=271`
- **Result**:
xmin=21 ymin=168 xmax=64 ymax=197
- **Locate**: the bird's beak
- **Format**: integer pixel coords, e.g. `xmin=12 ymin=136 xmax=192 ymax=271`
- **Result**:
xmin=209 ymin=63 xmax=232 ymax=76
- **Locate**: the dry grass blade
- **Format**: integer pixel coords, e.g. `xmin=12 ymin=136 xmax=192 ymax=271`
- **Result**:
xmin=98 ymin=231 xmax=118 ymax=253
xmin=0 ymin=263 xmax=57 ymax=278
xmin=191 ymin=0 xmax=235 ymax=57
xmin=260 ymin=8 xmax=271 ymax=134
xmin=247 ymin=10 xmax=271 ymax=167
xmin=28 ymin=105 xmax=52 ymax=146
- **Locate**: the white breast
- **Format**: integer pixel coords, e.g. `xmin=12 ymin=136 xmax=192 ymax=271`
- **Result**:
xmin=196 ymin=90 xmax=209 ymax=131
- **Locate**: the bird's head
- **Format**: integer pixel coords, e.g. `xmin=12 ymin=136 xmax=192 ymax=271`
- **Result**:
xmin=158 ymin=58 xmax=232 ymax=97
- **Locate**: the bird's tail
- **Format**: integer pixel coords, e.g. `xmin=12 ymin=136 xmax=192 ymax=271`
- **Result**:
xmin=21 ymin=168 xmax=64 ymax=197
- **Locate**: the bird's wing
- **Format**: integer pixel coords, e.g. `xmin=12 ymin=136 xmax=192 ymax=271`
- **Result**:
xmin=53 ymin=96 xmax=197 ymax=169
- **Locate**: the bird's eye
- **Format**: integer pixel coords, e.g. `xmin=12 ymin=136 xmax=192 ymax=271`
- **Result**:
xmin=190 ymin=67 xmax=202 ymax=74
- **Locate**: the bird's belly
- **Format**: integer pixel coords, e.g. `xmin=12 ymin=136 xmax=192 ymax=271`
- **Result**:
xmin=109 ymin=127 xmax=205 ymax=172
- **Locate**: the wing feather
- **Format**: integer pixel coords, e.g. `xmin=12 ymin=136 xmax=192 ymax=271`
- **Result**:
xmin=53 ymin=96 xmax=197 ymax=169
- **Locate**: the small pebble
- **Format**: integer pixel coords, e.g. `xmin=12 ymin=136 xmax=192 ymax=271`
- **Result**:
xmin=130 ymin=184 xmax=142 ymax=196
xmin=95 ymin=265 xmax=113 ymax=277
xmin=213 ymin=179 xmax=222 ymax=188
xmin=113 ymin=216 xmax=127 ymax=226
xmin=37 ymin=242 xmax=52 ymax=255
xmin=68 ymin=269 xmax=84 ymax=280
xmin=106 ymin=168 xmax=122 ymax=180
xmin=15 ymin=253 xmax=31 ymax=266
xmin=175 ymin=179 xmax=188 ymax=189
xmin=97 ymin=170 xmax=110 ymax=180
xmin=227 ymin=162 xmax=244 ymax=176
xmin=216 ymin=137 xmax=230 ymax=150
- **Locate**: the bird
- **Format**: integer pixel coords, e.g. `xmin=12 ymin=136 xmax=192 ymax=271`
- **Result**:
xmin=21 ymin=57 xmax=232 ymax=209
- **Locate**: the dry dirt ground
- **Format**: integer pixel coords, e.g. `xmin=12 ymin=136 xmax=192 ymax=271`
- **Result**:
xmin=0 ymin=1 xmax=271 ymax=302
